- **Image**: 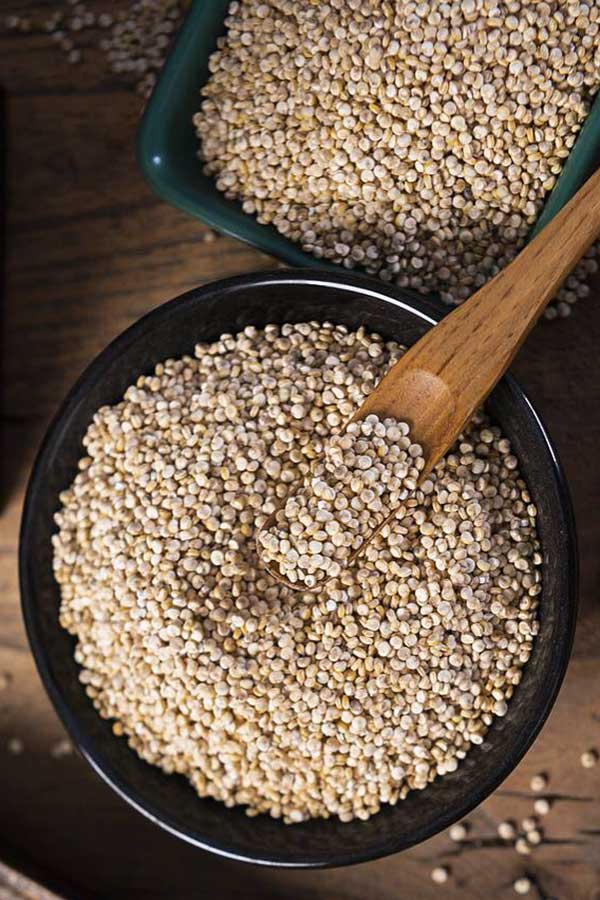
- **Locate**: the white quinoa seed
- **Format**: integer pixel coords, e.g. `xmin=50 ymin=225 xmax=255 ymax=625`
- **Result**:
xmin=515 ymin=837 xmax=532 ymax=855
xmin=53 ymin=322 xmax=541 ymax=824
xmin=530 ymin=772 xmax=547 ymax=792
xmin=533 ymin=797 xmax=551 ymax=816
xmin=431 ymin=866 xmax=450 ymax=884
xmin=498 ymin=820 xmax=517 ymax=840
xmin=513 ymin=877 xmax=532 ymax=895
xmin=449 ymin=821 xmax=469 ymax=842
xmin=581 ymin=749 xmax=598 ymax=768
xmin=194 ymin=0 xmax=600 ymax=316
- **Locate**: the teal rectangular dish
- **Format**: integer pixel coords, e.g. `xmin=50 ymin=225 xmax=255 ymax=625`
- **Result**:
xmin=138 ymin=0 xmax=600 ymax=278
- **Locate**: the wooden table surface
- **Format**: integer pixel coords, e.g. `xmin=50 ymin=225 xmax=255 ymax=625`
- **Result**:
xmin=1 ymin=7 xmax=600 ymax=900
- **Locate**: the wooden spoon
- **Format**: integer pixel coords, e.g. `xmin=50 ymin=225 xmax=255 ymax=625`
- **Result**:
xmin=258 ymin=167 xmax=600 ymax=589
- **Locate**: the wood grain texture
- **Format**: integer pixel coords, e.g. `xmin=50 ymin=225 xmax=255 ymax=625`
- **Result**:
xmin=1 ymin=7 xmax=600 ymax=900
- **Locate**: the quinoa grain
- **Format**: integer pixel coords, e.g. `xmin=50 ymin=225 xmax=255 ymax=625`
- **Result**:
xmin=431 ymin=866 xmax=450 ymax=884
xmin=530 ymin=772 xmax=548 ymax=792
xmin=533 ymin=798 xmax=551 ymax=816
xmin=515 ymin=837 xmax=532 ymax=855
xmin=449 ymin=822 xmax=469 ymax=842
xmin=581 ymin=749 xmax=598 ymax=768
xmin=498 ymin=820 xmax=517 ymax=840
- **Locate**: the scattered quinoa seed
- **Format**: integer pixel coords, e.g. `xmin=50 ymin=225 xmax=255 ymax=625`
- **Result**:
xmin=498 ymin=821 xmax=517 ymax=841
xmin=530 ymin=773 xmax=548 ymax=792
xmin=431 ymin=866 xmax=450 ymax=884
xmin=449 ymin=822 xmax=469 ymax=842
xmin=521 ymin=816 xmax=538 ymax=833
xmin=513 ymin=877 xmax=532 ymax=895
xmin=515 ymin=837 xmax=532 ymax=855
xmin=101 ymin=0 xmax=183 ymax=96
xmin=533 ymin=798 xmax=551 ymax=816
xmin=3 ymin=0 xmax=184 ymax=98
xmin=581 ymin=749 xmax=598 ymax=768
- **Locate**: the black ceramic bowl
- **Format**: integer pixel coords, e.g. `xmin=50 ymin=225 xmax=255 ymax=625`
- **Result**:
xmin=20 ymin=270 xmax=577 ymax=868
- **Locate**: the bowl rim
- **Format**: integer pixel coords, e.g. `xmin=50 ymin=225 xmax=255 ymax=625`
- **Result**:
xmin=19 ymin=269 xmax=578 ymax=868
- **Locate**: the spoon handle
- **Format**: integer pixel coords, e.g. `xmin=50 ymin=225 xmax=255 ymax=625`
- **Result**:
xmin=357 ymin=166 xmax=600 ymax=471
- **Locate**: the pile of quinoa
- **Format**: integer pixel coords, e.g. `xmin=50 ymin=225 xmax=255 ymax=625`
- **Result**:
xmin=258 ymin=415 xmax=426 ymax=589
xmin=53 ymin=323 xmax=541 ymax=823
xmin=194 ymin=0 xmax=600 ymax=316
